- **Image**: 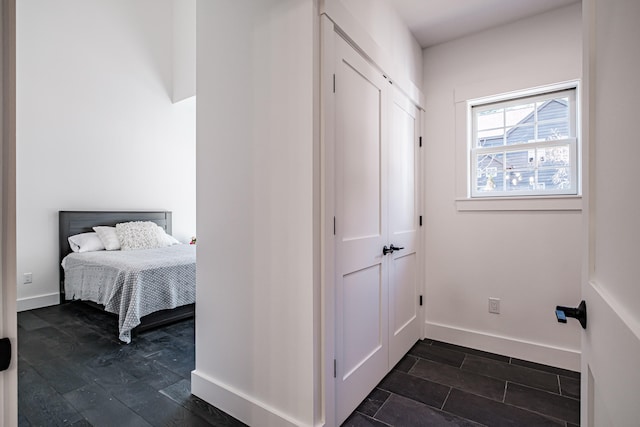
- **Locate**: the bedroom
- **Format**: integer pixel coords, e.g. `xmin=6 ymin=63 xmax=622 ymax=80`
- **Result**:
xmin=15 ymin=1 xmax=196 ymax=312
xmin=2 ymin=0 xmax=639 ymax=426
xmin=14 ymin=0 xmax=199 ymax=422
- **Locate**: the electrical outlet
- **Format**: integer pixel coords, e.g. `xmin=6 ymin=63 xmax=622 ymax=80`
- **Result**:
xmin=489 ymin=297 xmax=500 ymax=314
xmin=23 ymin=272 xmax=33 ymax=284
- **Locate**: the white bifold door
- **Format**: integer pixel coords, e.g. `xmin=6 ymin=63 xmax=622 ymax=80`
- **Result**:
xmin=333 ymin=34 xmax=421 ymax=425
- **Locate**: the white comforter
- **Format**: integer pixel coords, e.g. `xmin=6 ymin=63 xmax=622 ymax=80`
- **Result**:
xmin=62 ymin=244 xmax=196 ymax=343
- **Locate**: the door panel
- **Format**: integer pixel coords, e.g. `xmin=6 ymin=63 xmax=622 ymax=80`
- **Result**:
xmin=1 ymin=1 xmax=17 ymax=424
xmin=582 ymin=0 xmax=640 ymax=425
xmin=391 ymin=253 xmax=417 ymax=335
xmin=388 ymin=89 xmax=420 ymax=367
xmin=334 ymin=35 xmax=389 ymax=425
xmin=340 ymin=60 xmax=381 ymax=241
xmin=342 ymin=265 xmax=383 ymax=378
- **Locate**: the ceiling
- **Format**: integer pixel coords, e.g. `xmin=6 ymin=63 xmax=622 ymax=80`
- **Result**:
xmin=388 ymin=0 xmax=581 ymax=48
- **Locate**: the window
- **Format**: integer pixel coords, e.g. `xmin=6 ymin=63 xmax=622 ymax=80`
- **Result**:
xmin=470 ymin=87 xmax=577 ymax=198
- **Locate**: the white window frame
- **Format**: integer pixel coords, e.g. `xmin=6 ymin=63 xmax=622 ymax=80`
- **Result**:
xmin=469 ymin=86 xmax=578 ymax=198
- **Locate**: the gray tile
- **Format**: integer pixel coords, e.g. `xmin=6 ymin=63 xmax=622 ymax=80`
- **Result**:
xmin=18 ymin=364 xmax=84 ymax=426
xmin=392 ymin=354 xmax=418 ymax=373
xmin=432 ymin=340 xmax=511 ymax=363
xmin=462 ymin=355 xmax=560 ymax=393
xmin=64 ymin=383 xmax=153 ymax=427
xmin=376 ymin=394 xmax=483 ymax=426
xmin=132 ymin=392 xmax=212 ymax=427
xmin=355 ymin=388 xmax=390 ymax=417
xmin=17 ymin=413 xmax=31 ymax=427
xmin=82 ymin=363 xmax=139 ymax=392
xmin=408 ymin=341 xmax=466 ymax=367
xmin=444 ymin=388 xmax=564 ymax=427
xmin=119 ymin=356 xmax=184 ymax=390
xmin=161 ymin=379 xmax=247 ymax=426
xmin=107 ymin=379 xmax=159 ymax=410
xmin=505 ymin=382 xmax=580 ymax=425
xmin=410 ymin=358 xmax=506 ymax=401
xmin=161 ymin=319 xmax=195 ymax=342
xmin=70 ymin=420 xmax=93 ymax=426
xmin=18 ymin=327 xmax=76 ymax=366
xmin=342 ymin=411 xmax=390 ymax=427
xmin=511 ymin=358 xmax=580 ymax=379
xmin=378 ymin=370 xmax=450 ymax=408
xmin=560 ymin=376 xmax=580 ymax=399
xmin=17 ymin=311 xmax=52 ymax=331
xmin=32 ymin=357 xmax=87 ymax=395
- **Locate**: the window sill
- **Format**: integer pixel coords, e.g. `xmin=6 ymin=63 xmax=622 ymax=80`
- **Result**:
xmin=456 ymin=195 xmax=582 ymax=212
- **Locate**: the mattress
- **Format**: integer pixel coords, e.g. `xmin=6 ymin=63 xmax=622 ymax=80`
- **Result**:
xmin=62 ymin=244 xmax=196 ymax=343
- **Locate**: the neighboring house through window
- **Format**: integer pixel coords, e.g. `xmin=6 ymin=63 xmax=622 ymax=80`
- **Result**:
xmin=470 ymin=86 xmax=578 ymax=198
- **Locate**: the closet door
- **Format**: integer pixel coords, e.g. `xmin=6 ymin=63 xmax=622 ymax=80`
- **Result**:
xmin=388 ymin=89 xmax=421 ymax=367
xmin=334 ymin=35 xmax=389 ymax=425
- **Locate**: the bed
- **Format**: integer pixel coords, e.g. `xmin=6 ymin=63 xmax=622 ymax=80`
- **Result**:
xmin=59 ymin=211 xmax=195 ymax=343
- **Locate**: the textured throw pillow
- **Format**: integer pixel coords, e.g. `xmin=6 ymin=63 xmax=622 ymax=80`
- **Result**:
xmin=93 ymin=226 xmax=121 ymax=250
xmin=116 ymin=221 xmax=163 ymax=251
xmin=156 ymin=226 xmax=181 ymax=246
xmin=68 ymin=232 xmax=105 ymax=253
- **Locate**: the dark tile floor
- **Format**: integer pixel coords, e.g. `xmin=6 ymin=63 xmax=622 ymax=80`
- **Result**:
xmin=344 ymin=340 xmax=581 ymax=427
xmin=18 ymin=303 xmax=581 ymax=426
xmin=17 ymin=302 xmax=245 ymax=427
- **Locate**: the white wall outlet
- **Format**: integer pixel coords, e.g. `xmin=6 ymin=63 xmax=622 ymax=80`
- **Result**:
xmin=489 ymin=297 xmax=500 ymax=314
xmin=23 ymin=272 xmax=33 ymax=284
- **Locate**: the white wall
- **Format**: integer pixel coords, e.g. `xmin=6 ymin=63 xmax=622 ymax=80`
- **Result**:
xmin=193 ymin=1 xmax=319 ymax=426
xmin=172 ymin=0 xmax=195 ymax=102
xmin=16 ymin=0 xmax=196 ymax=310
xmin=339 ymin=0 xmax=422 ymax=88
xmin=422 ymin=4 xmax=583 ymax=370
xmin=322 ymin=0 xmax=424 ymax=107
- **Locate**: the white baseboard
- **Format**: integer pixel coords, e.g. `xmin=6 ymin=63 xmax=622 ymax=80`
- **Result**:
xmin=424 ymin=321 xmax=581 ymax=372
xmin=191 ymin=370 xmax=311 ymax=427
xmin=17 ymin=293 xmax=59 ymax=312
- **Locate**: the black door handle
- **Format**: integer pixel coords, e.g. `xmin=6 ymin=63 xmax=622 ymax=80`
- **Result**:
xmin=383 ymin=244 xmax=405 ymax=255
xmin=0 ymin=338 xmax=11 ymax=371
xmin=555 ymin=300 xmax=587 ymax=329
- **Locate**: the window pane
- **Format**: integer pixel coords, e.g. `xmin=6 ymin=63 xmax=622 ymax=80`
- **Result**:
xmin=477 ymin=108 xmax=503 ymax=131
xmin=470 ymin=87 xmax=576 ymax=197
xmin=538 ymin=122 xmax=569 ymax=140
xmin=475 ymin=152 xmax=503 ymax=193
xmin=505 ymin=150 xmax=532 ymax=170
xmin=537 ymin=97 xmax=569 ymax=124
xmin=505 ymin=169 xmax=535 ymax=192
xmin=505 ymin=103 xmax=534 ymax=126
xmin=477 ymin=129 xmax=504 ymax=147
xmin=537 ymin=145 xmax=570 ymax=167
xmin=506 ymin=124 xmax=535 ymax=145
xmin=538 ymin=167 xmax=572 ymax=190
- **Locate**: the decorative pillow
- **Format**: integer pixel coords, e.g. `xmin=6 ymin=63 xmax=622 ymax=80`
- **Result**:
xmin=68 ymin=232 xmax=105 ymax=253
xmin=93 ymin=226 xmax=121 ymax=250
xmin=156 ymin=226 xmax=181 ymax=246
xmin=116 ymin=221 xmax=163 ymax=251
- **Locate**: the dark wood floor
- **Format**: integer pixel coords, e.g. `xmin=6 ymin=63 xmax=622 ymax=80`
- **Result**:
xmin=18 ymin=303 xmax=580 ymax=426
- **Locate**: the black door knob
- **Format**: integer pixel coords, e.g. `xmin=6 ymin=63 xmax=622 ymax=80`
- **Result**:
xmin=390 ymin=244 xmax=404 ymax=252
xmin=382 ymin=245 xmax=392 ymax=255
xmin=555 ymin=300 xmax=587 ymax=329
xmin=0 ymin=338 xmax=11 ymax=372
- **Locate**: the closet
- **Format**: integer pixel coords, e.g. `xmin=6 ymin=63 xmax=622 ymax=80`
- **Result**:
xmin=325 ymin=30 xmax=423 ymax=424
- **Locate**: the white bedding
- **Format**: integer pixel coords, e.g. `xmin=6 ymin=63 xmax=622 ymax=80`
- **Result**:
xmin=62 ymin=244 xmax=196 ymax=343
